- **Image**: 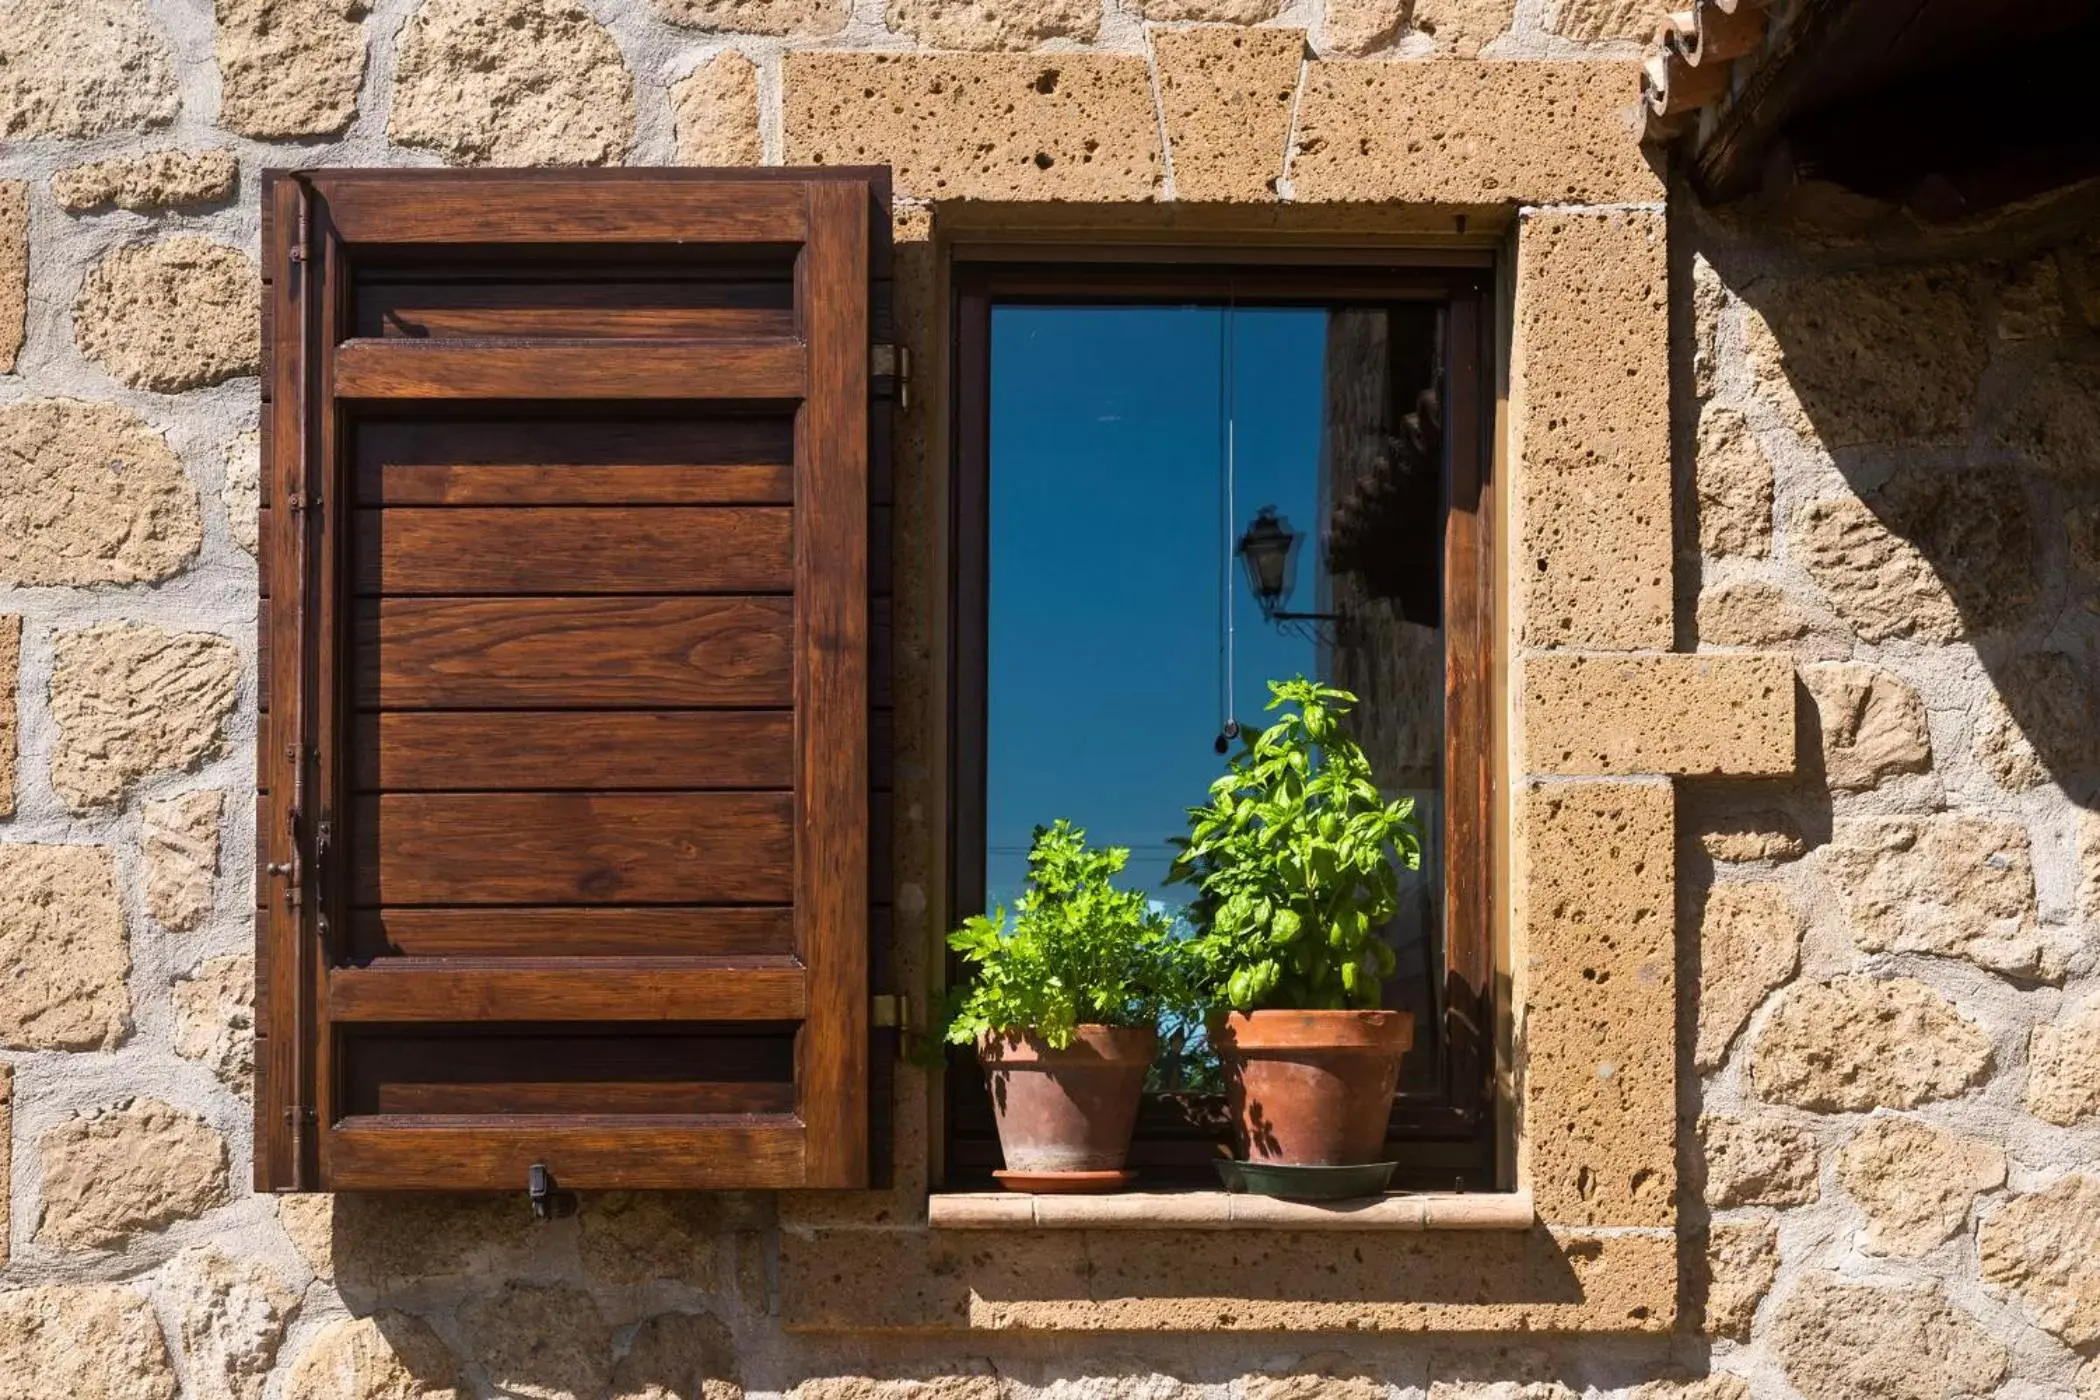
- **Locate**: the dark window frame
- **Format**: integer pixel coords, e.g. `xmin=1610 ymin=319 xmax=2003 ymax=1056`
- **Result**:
xmin=944 ymin=257 xmax=1499 ymax=1191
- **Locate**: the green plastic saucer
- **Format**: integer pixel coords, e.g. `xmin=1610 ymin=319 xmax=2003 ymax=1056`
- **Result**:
xmin=1214 ymin=1158 xmax=1398 ymax=1200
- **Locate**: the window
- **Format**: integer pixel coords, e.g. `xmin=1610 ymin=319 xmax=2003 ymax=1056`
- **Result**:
xmin=254 ymin=169 xmax=892 ymax=1193
xmin=947 ymin=261 xmax=1496 ymax=1191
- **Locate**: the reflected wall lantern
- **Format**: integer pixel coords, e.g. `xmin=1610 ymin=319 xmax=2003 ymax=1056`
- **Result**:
xmin=1237 ymin=506 xmax=1299 ymax=619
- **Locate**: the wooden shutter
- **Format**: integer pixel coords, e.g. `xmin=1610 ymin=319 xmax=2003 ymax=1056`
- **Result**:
xmin=255 ymin=170 xmax=891 ymax=1192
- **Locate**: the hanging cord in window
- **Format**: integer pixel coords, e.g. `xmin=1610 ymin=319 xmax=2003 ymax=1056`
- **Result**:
xmin=1215 ymin=299 xmax=1241 ymax=755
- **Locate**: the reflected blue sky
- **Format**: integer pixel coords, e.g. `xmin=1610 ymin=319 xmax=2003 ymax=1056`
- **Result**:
xmin=985 ymin=305 xmax=1327 ymax=910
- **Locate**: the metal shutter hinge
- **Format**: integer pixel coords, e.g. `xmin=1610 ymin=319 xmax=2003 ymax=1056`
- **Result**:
xmin=871 ymin=343 xmax=910 ymax=410
xmin=871 ymin=993 xmax=909 ymax=1029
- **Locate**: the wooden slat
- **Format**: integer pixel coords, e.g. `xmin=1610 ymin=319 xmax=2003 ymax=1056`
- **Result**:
xmin=350 ymin=906 xmax=796 ymax=958
xmin=350 ymin=792 xmax=793 ymax=905
xmin=327 ymin=1116 xmax=806 ymax=1190
xmin=355 ymin=596 xmax=791 ymax=709
xmin=317 ymin=178 xmax=811 ymax=246
xmin=355 ymin=417 xmax=794 ymax=496
xmin=357 ymin=281 xmax=792 ymax=341
xmin=353 ymin=710 xmax=793 ymax=791
xmin=334 ymin=340 xmax=806 ymax=401
xmin=327 ymin=956 xmax=806 ymax=1022
xmin=363 ymin=462 xmax=794 ymax=507
xmin=353 ymin=507 xmax=792 ymax=595
xmin=374 ymin=1081 xmax=795 ymax=1115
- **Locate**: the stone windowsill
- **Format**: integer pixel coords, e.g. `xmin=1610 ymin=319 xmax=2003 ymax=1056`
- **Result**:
xmin=927 ymin=1188 xmax=1535 ymax=1230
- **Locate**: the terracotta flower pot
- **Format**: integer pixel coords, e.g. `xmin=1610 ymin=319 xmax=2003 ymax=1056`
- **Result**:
xmin=1215 ymin=1009 xmax=1415 ymax=1166
xmin=978 ymin=1025 xmax=1157 ymax=1174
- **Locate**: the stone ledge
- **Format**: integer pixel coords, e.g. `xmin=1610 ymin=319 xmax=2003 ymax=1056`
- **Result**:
xmin=929 ymin=1189 xmax=1535 ymax=1230
xmin=1523 ymin=652 xmax=1796 ymax=777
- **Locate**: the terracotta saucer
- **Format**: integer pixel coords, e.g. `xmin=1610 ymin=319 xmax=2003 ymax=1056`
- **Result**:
xmin=992 ymin=1169 xmax=1137 ymax=1194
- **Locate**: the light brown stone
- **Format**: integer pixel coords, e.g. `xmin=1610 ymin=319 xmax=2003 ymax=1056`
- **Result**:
xmin=1771 ymin=1277 xmax=2005 ymax=1400
xmin=390 ymin=0 xmax=635 ymax=166
xmin=1427 ymin=1384 xmax=1572 ymax=1400
xmin=0 ymin=614 xmax=18 ymax=817
xmin=1696 ymin=882 xmax=1803 ymax=1071
xmin=1521 ymin=781 xmax=1675 ymax=1226
xmin=0 ymin=398 xmax=201 ymax=586
xmin=2072 ymin=502 xmax=2100 ymax=576
xmin=54 ymin=149 xmax=238 ymax=212
xmin=1135 ymin=0 xmax=1280 ymax=21
xmin=1523 ymin=653 xmax=1793 ymax=777
xmin=143 ymin=788 xmax=222 ymax=931
xmin=216 ymin=0 xmax=367 ymax=137
xmin=1510 ymin=209 xmax=1670 ymax=648
xmin=611 ymin=1313 xmax=739 ymax=1400
xmin=1972 ymin=650 xmax=2097 ymax=791
xmin=2084 ymin=811 xmax=2100 ymax=928
xmin=1408 ymin=0 xmax=1514 ymax=55
xmin=2029 ymin=994 xmax=2100 ymax=1126
xmin=75 ymin=238 xmax=261 ymax=392
xmin=784 ymin=53 xmax=1162 ymax=202
xmin=1742 ymin=269 xmax=1987 ymax=447
xmin=1801 ymin=662 xmax=1930 ymax=791
xmin=1318 ymin=0 xmax=1404 ymax=55
xmin=0 ymin=0 xmax=178 ymax=138
xmin=1700 ymin=1114 xmax=1817 ymax=1207
xmin=37 ymin=1099 xmax=229 ymax=1248
xmin=1698 ymin=809 xmax=1806 ymax=863
xmin=50 ymin=623 xmax=241 ymax=813
xmin=1700 ymin=1220 xmax=1777 ymax=1341
xmin=887 ymin=0 xmax=1098 ymax=49
xmin=789 ymin=1374 xmax=998 ymax=1400
xmin=1978 ymin=1173 xmax=2100 ymax=1346
xmin=1690 ymin=253 xmax=1726 ymax=398
xmin=158 ymin=1247 xmax=298 ymax=1400
xmin=1697 ymin=582 xmax=1804 ymax=647
xmin=1541 ymin=0 xmax=1654 ymax=40
xmin=459 ymin=1283 xmax=612 ymax=1400
xmin=285 ymin=1314 xmax=463 ymax=1400
xmin=1995 ymin=359 xmax=2100 ymax=481
xmin=1153 ymin=28 xmax=1301 ymax=203
xmin=1821 ymin=814 xmax=2041 ymax=977
xmin=0 ymin=1064 xmax=10 ymax=1267
xmin=653 ymin=0 xmax=845 ymax=33
xmin=1693 ymin=406 xmax=1772 ymax=557
xmin=1837 ymin=1117 xmax=2003 ymax=1257
xmin=0 ymin=1285 xmax=178 ymax=1400
xmin=224 ymin=430 xmax=260 ymax=556
xmin=1246 ymin=1361 xmax=1387 ymax=1400
xmin=0 ymin=181 xmax=23 ymax=372
xmin=299 ymin=1192 xmax=537 ymax=1294
xmin=672 ymin=53 xmax=761 ymax=166
xmin=1631 ymin=1379 xmax=1750 ymax=1400
xmin=0 ymin=843 xmax=131 ymax=1050
xmin=1996 ymin=256 xmax=2065 ymax=341
xmin=173 ymin=954 xmax=255 ymax=1096
xmin=1793 ymin=467 xmax=2035 ymax=643
xmin=580 ymin=1192 xmax=722 ymax=1287
xmin=1291 ymin=62 xmax=1661 ymax=205
xmin=1002 ymin=1371 xmax=1194 ymax=1400
xmin=1751 ymin=977 xmax=1992 ymax=1112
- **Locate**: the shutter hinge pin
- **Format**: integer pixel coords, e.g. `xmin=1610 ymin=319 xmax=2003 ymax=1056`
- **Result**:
xmin=870 ymin=993 xmax=909 ymax=1029
xmin=871 ymin=343 xmax=910 ymax=410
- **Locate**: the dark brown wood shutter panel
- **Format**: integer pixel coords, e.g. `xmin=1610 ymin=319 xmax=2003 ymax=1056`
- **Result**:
xmin=255 ymin=169 xmax=890 ymax=1192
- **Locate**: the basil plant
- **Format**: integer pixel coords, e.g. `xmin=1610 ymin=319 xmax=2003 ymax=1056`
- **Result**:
xmin=1173 ymin=678 xmax=1422 ymax=1012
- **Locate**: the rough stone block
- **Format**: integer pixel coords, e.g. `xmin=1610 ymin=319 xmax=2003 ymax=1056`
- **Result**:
xmin=2029 ymin=994 xmax=2100 ymax=1126
xmin=784 ymin=53 xmax=1162 ymax=202
xmin=790 ymin=1370 xmax=999 ymax=1399
xmin=144 ymin=788 xmax=222 ymax=931
xmin=0 ymin=1064 xmax=9 ymax=1269
xmin=1408 ymin=0 xmax=1516 ymax=55
xmin=1523 ymin=653 xmax=1793 ymax=777
xmin=156 ymin=1247 xmax=298 ymax=1400
xmin=460 ymin=1283 xmax=612 ymax=1400
xmin=0 ymin=399 xmax=201 ymax=586
xmin=1697 ymin=582 xmax=1804 ymax=647
xmin=1695 ymin=882 xmax=1803 ymax=1070
xmin=390 ymin=0 xmax=635 ymax=166
xmin=215 ymin=0 xmax=367 ymax=138
xmin=888 ymin=0 xmax=1099 ymax=50
xmin=1837 ymin=1117 xmax=2003 ymax=1258
xmin=1821 ymin=814 xmax=2040 ymax=977
xmin=1751 ymin=977 xmax=1992 ymax=1112
xmin=75 ymin=238 xmax=261 ymax=393
xmin=1318 ymin=0 xmax=1405 ymax=55
xmin=37 ymin=1099 xmax=229 ymax=1249
xmin=1153 ymin=27 xmax=1301 ymax=203
xmin=1690 ymin=252 xmax=1726 ymax=397
xmin=652 ymin=0 xmax=846 ymax=33
xmin=1801 ymin=661 xmax=1930 ymax=791
xmin=0 ymin=1285 xmax=177 ymax=1400
xmin=0 ymin=181 xmax=22 ymax=372
xmin=1520 ymin=780 xmax=1675 ymax=1227
xmin=285 ymin=1314 xmax=462 ymax=1400
xmin=1693 ymin=406 xmax=1772 ymax=557
xmin=1290 ymin=63 xmax=1661 ymax=205
xmin=1979 ymin=1173 xmax=2100 ymax=1346
xmin=1136 ymin=0 xmax=1280 ymax=20
xmin=0 ymin=0 xmax=178 ymax=139
xmin=1771 ymin=1277 xmax=2005 ymax=1400
xmin=1699 ymin=1219 xmax=1777 ymax=1341
xmin=672 ymin=52 xmax=761 ymax=166
xmin=1697 ymin=808 xmax=1805 ymax=863
xmin=1509 ymin=209 xmax=1671 ymax=649
xmin=50 ymin=623 xmax=241 ymax=813
xmin=172 ymin=954 xmax=255 ymax=1096
xmin=579 ymin=1192 xmax=720 ymax=1287
xmin=224 ymin=429 xmax=261 ymax=557
xmin=0 ymin=843 xmax=131 ymax=1050
xmin=0 ymin=614 xmax=17 ymax=817
xmin=1699 ymin=1113 xmax=1816 ymax=1207
xmin=1971 ymin=650 xmax=2096 ymax=792
xmin=613 ymin=1313 xmax=739 ymax=1400
xmin=53 ymin=149 xmax=238 ymax=213
xmin=1994 ymin=359 xmax=2100 ymax=482
xmin=1541 ymin=0 xmax=1654 ymax=40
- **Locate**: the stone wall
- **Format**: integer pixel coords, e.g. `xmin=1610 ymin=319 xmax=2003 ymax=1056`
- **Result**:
xmin=0 ymin=0 xmax=2095 ymax=1393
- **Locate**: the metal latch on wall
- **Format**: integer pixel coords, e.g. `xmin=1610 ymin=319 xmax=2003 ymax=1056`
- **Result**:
xmin=871 ymin=344 xmax=910 ymax=410
xmin=527 ymin=1163 xmax=578 ymax=1222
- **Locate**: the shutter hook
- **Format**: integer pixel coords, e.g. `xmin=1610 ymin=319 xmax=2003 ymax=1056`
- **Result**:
xmin=527 ymin=1163 xmax=578 ymax=1222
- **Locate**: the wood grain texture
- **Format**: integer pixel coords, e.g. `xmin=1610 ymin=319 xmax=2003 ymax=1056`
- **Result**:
xmin=316 ymin=178 xmax=811 ymax=245
xmin=327 ymin=1116 xmax=805 ymax=1190
xmin=355 ymin=596 xmax=792 ymax=709
xmin=334 ymin=339 xmax=807 ymax=401
xmin=353 ymin=710 xmax=793 ymax=791
xmin=328 ymin=956 xmax=806 ymax=1021
xmin=350 ymin=905 xmax=796 ymax=958
xmin=357 ymin=280 xmax=792 ymax=341
xmin=350 ymin=792 xmax=793 ymax=905
xmin=355 ymin=416 xmax=795 ymax=506
xmin=352 ymin=507 xmax=792 ymax=595
xmin=370 ymin=1080 xmax=796 ymax=1115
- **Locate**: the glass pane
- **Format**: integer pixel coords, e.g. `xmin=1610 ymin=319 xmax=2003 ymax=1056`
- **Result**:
xmin=984 ymin=301 xmax=1446 ymax=1096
